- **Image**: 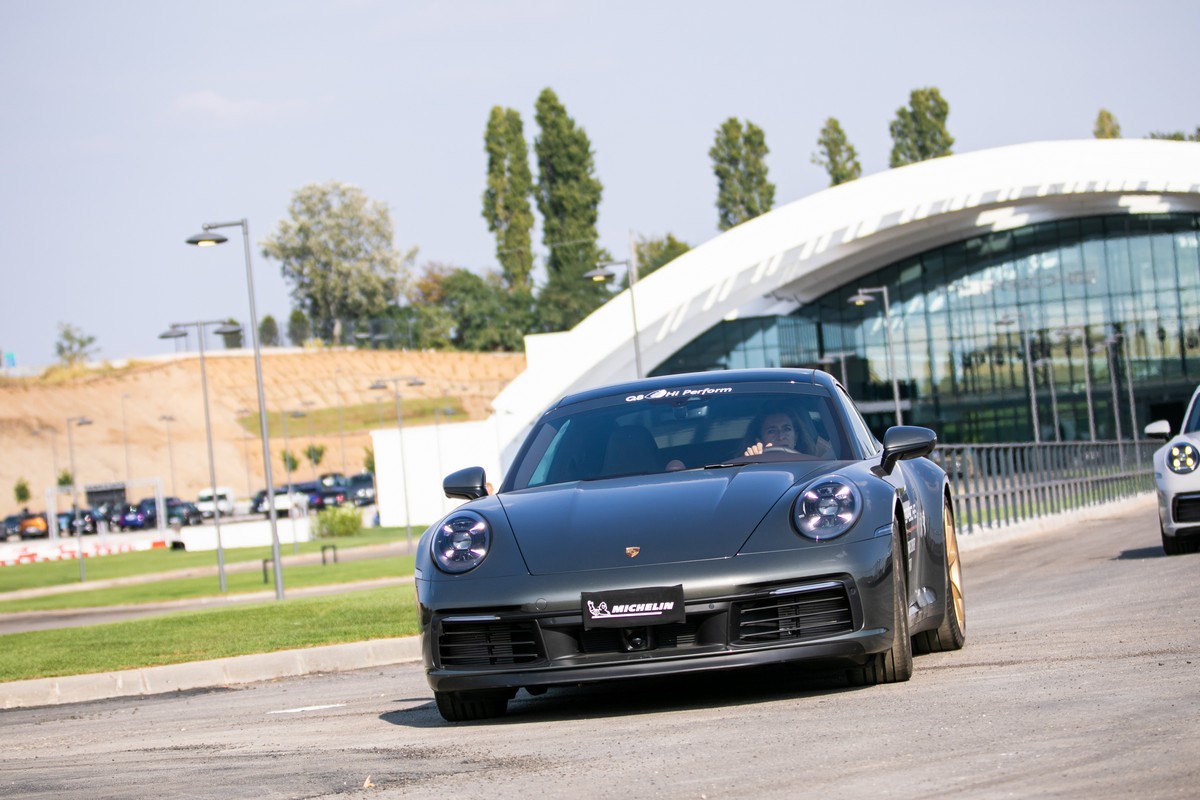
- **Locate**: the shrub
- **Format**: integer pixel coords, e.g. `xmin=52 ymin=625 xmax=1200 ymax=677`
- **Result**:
xmin=313 ymin=505 xmax=363 ymax=538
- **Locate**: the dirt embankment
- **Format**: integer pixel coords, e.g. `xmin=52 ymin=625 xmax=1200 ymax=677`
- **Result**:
xmin=0 ymin=350 xmax=525 ymax=516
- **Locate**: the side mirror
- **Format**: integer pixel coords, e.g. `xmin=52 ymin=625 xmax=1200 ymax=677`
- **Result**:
xmin=443 ymin=466 xmax=488 ymax=500
xmin=875 ymin=426 xmax=938 ymax=477
xmin=1144 ymin=420 xmax=1171 ymax=441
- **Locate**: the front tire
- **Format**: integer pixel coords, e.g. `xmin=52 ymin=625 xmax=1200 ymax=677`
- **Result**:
xmin=847 ymin=516 xmax=913 ymax=685
xmin=914 ymin=499 xmax=967 ymax=653
xmin=434 ymin=690 xmax=511 ymax=722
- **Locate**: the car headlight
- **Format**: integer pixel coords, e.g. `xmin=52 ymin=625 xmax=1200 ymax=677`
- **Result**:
xmin=1168 ymin=442 xmax=1199 ymax=474
xmin=793 ymin=477 xmax=862 ymax=541
xmin=431 ymin=510 xmax=491 ymax=573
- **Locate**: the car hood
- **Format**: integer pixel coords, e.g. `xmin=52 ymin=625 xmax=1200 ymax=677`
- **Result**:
xmin=497 ymin=462 xmax=832 ymax=575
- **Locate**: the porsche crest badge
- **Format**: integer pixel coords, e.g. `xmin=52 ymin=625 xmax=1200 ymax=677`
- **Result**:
xmin=625 ymin=546 xmax=641 ymax=558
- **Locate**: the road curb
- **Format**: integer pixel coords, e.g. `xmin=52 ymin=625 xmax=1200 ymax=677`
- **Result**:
xmin=0 ymin=636 xmax=422 ymax=710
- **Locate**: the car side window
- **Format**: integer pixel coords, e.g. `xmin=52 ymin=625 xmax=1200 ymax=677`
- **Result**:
xmin=838 ymin=385 xmax=879 ymax=456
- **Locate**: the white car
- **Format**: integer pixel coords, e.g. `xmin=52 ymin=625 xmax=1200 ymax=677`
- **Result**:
xmin=195 ymin=487 xmax=235 ymax=519
xmin=1145 ymin=387 xmax=1200 ymax=556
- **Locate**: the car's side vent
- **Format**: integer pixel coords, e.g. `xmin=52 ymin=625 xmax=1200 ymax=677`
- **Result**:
xmin=437 ymin=620 xmax=543 ymax=667
xmin=734 ymin=585 xmax=854 ymax=643
xmin=1173 ymin=493 xmax=1200 ymax=524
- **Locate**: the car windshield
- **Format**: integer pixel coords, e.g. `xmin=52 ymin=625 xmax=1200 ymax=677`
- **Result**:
xmin=505 ymin=382 xmax=851 ymax=491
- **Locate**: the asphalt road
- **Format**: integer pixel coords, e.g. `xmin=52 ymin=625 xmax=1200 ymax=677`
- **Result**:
xmin=1 ymin=503 xmax=1197 ymax=799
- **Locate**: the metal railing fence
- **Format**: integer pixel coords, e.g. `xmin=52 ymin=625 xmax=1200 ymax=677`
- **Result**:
xmin=928 ymin=441 xmax=1155 ymax=535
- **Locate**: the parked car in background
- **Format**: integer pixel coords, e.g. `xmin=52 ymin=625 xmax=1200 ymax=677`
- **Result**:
xmin=17 ymin=513 xmax=49 ymax=538
xmin=252 ymin=487 xmax=303 ymax=517
xmin=166 ymin=500 xmax=203 ymax=526
xmin=196 ymin=487 xmax=235 ymax=519
xmin=3 ymin=514 xmax=23 ymax=539
xmin=55 ymin=509 xmax=99 ymax=535
xmin=348 ymin=472 xmax=376 ymax=506
xmin=124 ymin=497 xmax=183 ymax=530
xmin=1146 ymin=385 xmax=1200 ymax=555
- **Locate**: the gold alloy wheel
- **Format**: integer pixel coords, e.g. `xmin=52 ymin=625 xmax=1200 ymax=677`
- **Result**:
xmin=945 ymin=502 xmax=965 ymax=630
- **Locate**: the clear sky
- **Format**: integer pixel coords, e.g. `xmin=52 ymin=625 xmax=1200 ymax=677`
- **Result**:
xmin=1 ymin=0 xmax=1197 ymax=369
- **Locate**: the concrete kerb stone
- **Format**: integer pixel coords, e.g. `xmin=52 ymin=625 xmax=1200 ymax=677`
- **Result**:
xmin=1 ymin=636 xmax=422 ymax=710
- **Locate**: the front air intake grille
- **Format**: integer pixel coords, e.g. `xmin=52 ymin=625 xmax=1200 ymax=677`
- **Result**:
xmin=734 ymin=585 xmax=854 ymax=644
xmin=437 ymin=620 xmax=542 ymax=667
xmin=1173 ymin=494 xmax=1200 ymax=524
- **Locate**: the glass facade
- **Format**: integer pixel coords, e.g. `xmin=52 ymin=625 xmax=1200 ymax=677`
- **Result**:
xmin=652 ymin=213 xmax=1200 ymax=443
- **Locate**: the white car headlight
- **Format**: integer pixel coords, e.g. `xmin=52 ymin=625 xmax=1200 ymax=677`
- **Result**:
xmin=431 ymin=510 xmax=491 ymax=573
xmin=793 ymin=477 xmax=862 ymax=541
xmin=1168 ymin=442 xmax=1199 ymax=474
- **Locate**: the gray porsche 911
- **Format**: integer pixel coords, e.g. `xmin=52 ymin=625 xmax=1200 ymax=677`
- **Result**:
xmin=416 ymin=369 xmax=966 ymax=721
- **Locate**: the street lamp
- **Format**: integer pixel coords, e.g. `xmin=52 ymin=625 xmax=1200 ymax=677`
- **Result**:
xmin=66 ymin=416 xmax=92 ymax=581
xmin=160 ymin=321 xmax=241 ymax=592
xmin=301 ymin=400 xmax=317 ymax=482
xmin=370 ymin=376 xmax=425 ymax=548
xmin=159 ymin=414 xmax=178 ymax=498
xmin=120 ymin=393 xmax=132 ymax=486
xmin=1057 ymin=327 xmax=1097 ymax=442
xmin=1107 ymin=331 xmax=1139 ymax=448
xmin=583 ymin=232 xmax=644 ymax=379
xmin=333 ymin=369 xmax=347 ymax=474
xmin=997 ymin=311 xmax=1041 ymax=445
xmin=279 ymin=408 xmax=306 ymax=553
xmin=848 ymin=287 xmax=903 ymax=426
xmin=1033 ymin=357 xmax=1062 ymax=443
xmin=817 ymin=350 xmax=854 ymax=386
xmin=187 ymin=218 xmax=284 ymax=600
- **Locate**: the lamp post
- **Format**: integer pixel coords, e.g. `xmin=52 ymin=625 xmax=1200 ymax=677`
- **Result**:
xmin=236 ymin=407 xmax=254 ymax=499
xmin=997 ymin=311 xmax=1041 ymax=445
xmin=33 ymin=426 xmax=60 ymax=490
xmin=187 ymin=219 xmax=283 ymax=600
xmin=333 ymin=369 xmax=347 ymax=475
xmin=848 ymin=286 xmax=903 ymax=426
xmin=1033 ymin=357 xmax=1062 ymax=443
xmin=1107 ymin=331 xmax=1139 ymax=450
xmin=120 ymin=393 xmax=132 ymax=486
xmin=817 ymin=350 xmax=854 ymax=386
xmin=301 ymin=400 xmax=317 ymax=482
xmin=66 ymin=416 xmax=92 ymax=581
xmin=583 ymin=232 xmax=644 ymax=379
xmin=159 ymin=414 xmax=178 ymax=498
xmin=370 ymin=376 xmax=425 ymax=548
xmin=279 ymin=408 xmax=306 ymax=553
xmin=1058 ymin=328 xmax=1097 ymax=442
xmin=160 ymin=321 xmax=241 ymax=593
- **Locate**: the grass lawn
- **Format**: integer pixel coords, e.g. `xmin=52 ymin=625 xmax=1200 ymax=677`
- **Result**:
xmin=0 ymin=527 xmax=415 ymax=594
xmin=0 ymin=586 xmax=419 ymax=682
xmin=0 ymin=555 xmax=415 ymax=612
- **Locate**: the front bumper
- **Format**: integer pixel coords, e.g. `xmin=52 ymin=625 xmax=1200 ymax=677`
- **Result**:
xmin=418 ymin=535 xmax=897 ymax=693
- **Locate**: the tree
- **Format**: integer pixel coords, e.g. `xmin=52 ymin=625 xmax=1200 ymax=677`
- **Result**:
xmin=1148 ymin=127 xmax=1200 ymax=141
xmin=259 ymin=314 xmax=281 ymax=347
xmin=220 ymin=318 xmax=243 ymax=349
xmin=634 ymin=234 xmax=690 ymax=283
xmin=889 ymin=88 xmax=954 ymax=167
xmin=57 ymin=469 xmax=72 ymax=488
xmin=812 ymin=117 xmax=862 ymax=186
xmin=14 ymin=477 xmax=30 ymax=505
xmin=403 ymin=263 xmax=528 ymax=351
xmin=281 ymin=449 xmax=298 ymax=475
xmin=1094 ymin=109 xmax=1122 ymax=139
xmin=260 ymin=180 xmax=413 ymax=343
xmin=287 ymin=309 xmax=310 ymax=346
xmin=533 ymin=88 xmax=608 ymax=332
xmin=710 ymin=117 xmax=776 ymax=231
xmin=304 ymin=444 xmax=326 ymax=469
xmin=363 ymin=445 xmax=375 ymax=474
xmin=482 ymin=106 xmax=535 ymax=293
xmin=55 ymin=323 xmax=97 ymax=366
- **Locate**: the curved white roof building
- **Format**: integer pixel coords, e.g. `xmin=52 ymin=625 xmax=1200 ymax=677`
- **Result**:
xmin=376 ymin=139 xmax=1200 ymax=526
